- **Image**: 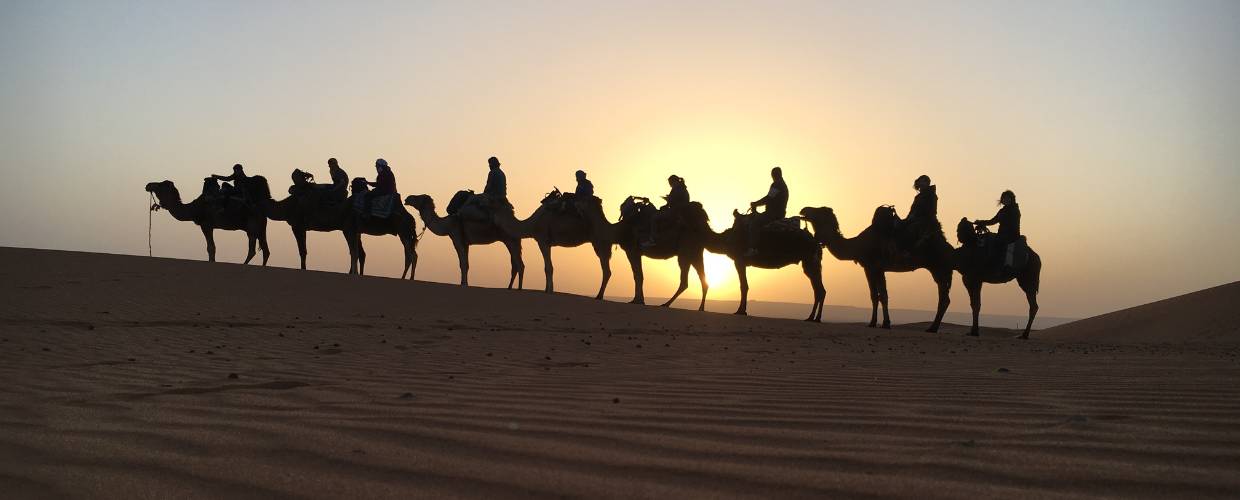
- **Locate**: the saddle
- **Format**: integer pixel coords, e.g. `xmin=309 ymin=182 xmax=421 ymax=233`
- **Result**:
xmin=352 ymin=192 xmax=399 ymax=218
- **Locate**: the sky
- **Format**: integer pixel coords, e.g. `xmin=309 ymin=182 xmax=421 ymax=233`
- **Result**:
xmin=2 ymin=0 xmax=1238 ymax=322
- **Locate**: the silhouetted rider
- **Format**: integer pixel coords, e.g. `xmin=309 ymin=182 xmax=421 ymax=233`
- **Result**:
xmin=900 ymin=174 xmax=938 ymax=248
xmin=746 ymin=167 xmax=788 ymax=256
xmin=212 ymin=164 xmax=249 ymax=199
xmin=574 ymin=170 xmax=594 ymax=198
xmin=974 ymin=189 xmax=1021 ymax=267
xmin=327 ymin=158 xmax=349 ymax=201
xmin=645 ymin=175 xmax=690 ymax=246
xmin=361 ymin=158 xmax=396 ymax=217
xmin=483 ymin=156 xmax=508 ymax=208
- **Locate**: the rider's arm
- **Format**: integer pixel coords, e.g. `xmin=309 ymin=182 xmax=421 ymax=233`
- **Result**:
xmin=975 ymin=208 xmax=1002 ymax=226
xmin=752 ymin=186 xmax=777 ymax=207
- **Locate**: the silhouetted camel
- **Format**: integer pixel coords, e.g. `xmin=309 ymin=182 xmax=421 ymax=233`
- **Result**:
xmin=404 ymin=193 xmax=525 ymax=288
xmin=343 ymin=178 xmax=417 ymax=280
xmin=799 ymin=206 xmax=953 ymax=332
xmin=953 ymin=218 xmax=1041 ymax=338
xmin=705 ymin=210 xmax=825 ymax=321
xmin=492 ymin=189 xmax=614 ymax=299
xmin=145 ymin=179 xmax=271 ymax=265
xmin=263 ymin=171 xmax=366 ymax=273
xmin=614 ymin=197 xmax=711 ymax=310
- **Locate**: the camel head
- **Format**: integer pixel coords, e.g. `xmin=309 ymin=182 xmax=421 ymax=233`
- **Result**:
xmin=799 ymin=207 xmax=840 ymax=234
xmin=145 ymin=180 xmax=181 ymax=203
xmin=955 ymin=217 xmax=978 ymax=247
xmin=404 ymin=194 xmax=433 ymax=212
xmin=350 ymin=177 xmax=369 ymax=196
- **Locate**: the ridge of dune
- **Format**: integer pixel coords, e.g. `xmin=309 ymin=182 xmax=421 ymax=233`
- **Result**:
xmin=2 ymin=246 xmax=1239 ymax=499
xmin=1041 ymin=281 xmax=1240 ymax=344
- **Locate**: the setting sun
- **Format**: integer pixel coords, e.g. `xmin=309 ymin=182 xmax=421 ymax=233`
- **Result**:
xmin=703 ymin=251 xmax=734 ymax=288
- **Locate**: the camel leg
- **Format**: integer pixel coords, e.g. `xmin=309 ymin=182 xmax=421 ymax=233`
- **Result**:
xmin=400 ymin=233 xmax=415 ymax=280
xmin=864 ymin=268 xmax=890 ymax=328
xmin=662 ymin=254 xmax=692 ymax=308
xmin=504 ymin=239 xmax=524 ymax=290
xmin=864 ymin=268 xmax=879 ymax=327
xmin=539 ymin=240 xmax=554 ymax=293
xmin=1017 ymin=269 xmax=1040 ymax=340
xmin=294 ymin=228 xmax=309 ymax=270
xmin=594 ymin=241 xmax=612 ymax=300
xmin=243 ymin=234 xmax=257 ymax=265
xmin=455 ymin=238 xmax=470 ymax=286
xmin=627 ymin=250 xmax=645 ymax=305
xmin=966 ymin=280 xmax=982 ymax=337
xmin=692 ymin=253 xmax=709 ymax=312
xmin=734 ymin=261 xmax=749 ymax=316
xmin=803 ymin=260 xmax=826 ymax=322
xmin=357 ymin=237 xmax=367 ymax=276
xmin=927 ymin=269 xmax=952 ymax=333
xmin=200 ymin=226 xmax=217 ymax=263
xmin=346 ymin=231 xmax=359 ymax=275
xmin=259 ymin=231 xmax=270 ymax=266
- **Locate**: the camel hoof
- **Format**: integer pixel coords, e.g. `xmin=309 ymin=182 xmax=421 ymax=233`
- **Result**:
xmin=967 ymin=331 xmax=980 ymax=337
xmin=734 ymin=311 xmax=747 ymax=316
xmin=1017 ymin=334 xmax=1029 ymax=340
xmin=866 ymin=323 xmax=877 ymax=328
xmin=882 ymin=324 xmax=892 ymax=330
xmin=628 ymin=299 xmax=644 ymax=305
xmin=925 ymin=326 xmax=939 ymax=333
xmin=659 ymin=303 xmax=672 ymax=308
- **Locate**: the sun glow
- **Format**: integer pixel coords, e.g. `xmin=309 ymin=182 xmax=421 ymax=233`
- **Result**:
xmin=703 ymin=252 xmax=734 ymax=288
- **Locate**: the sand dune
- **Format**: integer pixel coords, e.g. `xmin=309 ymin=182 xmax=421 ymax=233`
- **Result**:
xmin=1041 ymin=281 xmax=1240 ymax=344
xmin=1 ymin=247 xmax=1239 ymax=498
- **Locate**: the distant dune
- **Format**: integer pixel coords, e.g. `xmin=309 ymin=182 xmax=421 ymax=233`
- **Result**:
xmin=1041 ymin=281 xmax=1240 ymax=344
xmin=1 ymin=247 xmax=1238 ymax=498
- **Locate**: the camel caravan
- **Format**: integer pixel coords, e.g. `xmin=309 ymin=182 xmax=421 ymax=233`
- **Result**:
xmin=146 ymin=158 xmax=1040 ymax=338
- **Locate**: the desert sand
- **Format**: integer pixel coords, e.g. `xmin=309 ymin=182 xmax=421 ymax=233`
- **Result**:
xmin=1 ymin=247 xmax=1238 ymax=499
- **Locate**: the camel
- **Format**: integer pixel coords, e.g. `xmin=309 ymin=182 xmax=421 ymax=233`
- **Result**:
xmin=404 ymin=193 xmax=524 ymax=288
xmin=613 ymin=197 xmax=711 ymax=310
xmin=704 ymin=210 xmax=826 ymax=321
xmin=799 ymin=206 xmax=953 ymax=332
xmin=261 ymin=170 xmax=367 ymax=273
xmin=342 ymin=178 xmax=417 ymax=279
xmin=492 ymin=190 xmax=615 ymax=299
xmin=145 ymin=178 xmax=272 ymax=265
xmin=952 ymin=218 xmax=1041 ymax=338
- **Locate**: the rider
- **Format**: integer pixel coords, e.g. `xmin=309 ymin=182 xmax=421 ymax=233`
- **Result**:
xmin=212 ymin=164 xmax=249 ymax=199
xmin=201 ymin=177 xmax=221 ymax=198
xmin=746 ymin=167 xmax=789 ymax=256
xmin=974 ymin=189 xmax=1021 ymax=268
xmin=362 ymin=158 xmax=397 ymax=216
xmin=483 ymin=156 xmax=508 ymax=209
xmin=574 ymin=170 xmax=594 ymax=198
xmin=327 ymin=158 xmax=349 ymax=201
xmin=902 ymin=174 xmax=938 ymax=248
xmin=645 ymin=175 xmax=690 ymax=246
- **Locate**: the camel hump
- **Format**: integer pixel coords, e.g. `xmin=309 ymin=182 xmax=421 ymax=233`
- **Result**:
xmin=872 ymin=205 xmax=898 ymax=227
xmin=447 ymin=190 xmax=475 ymax=215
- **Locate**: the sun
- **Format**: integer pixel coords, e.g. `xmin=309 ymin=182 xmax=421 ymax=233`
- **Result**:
xmin=703 ymin=252 xmax=734 ymax=287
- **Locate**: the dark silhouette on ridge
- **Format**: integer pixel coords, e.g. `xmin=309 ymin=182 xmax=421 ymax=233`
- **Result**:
xmin=706 ymin=207 xmax=826 ymax=322
xmin=342 ymin=160 xmax=417 ymax=279
xmin=615 ymin=194 xmax=712 ymax=310
xmin=954 ymin=211 xmax=1041 ymax=337
xmin=145 ymin=174 xmax=272 ymax=265
xmin=799 ymin=204 xmax=954 ymax=331
xmin=404 ymin=193 xmax=524 ymax=289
